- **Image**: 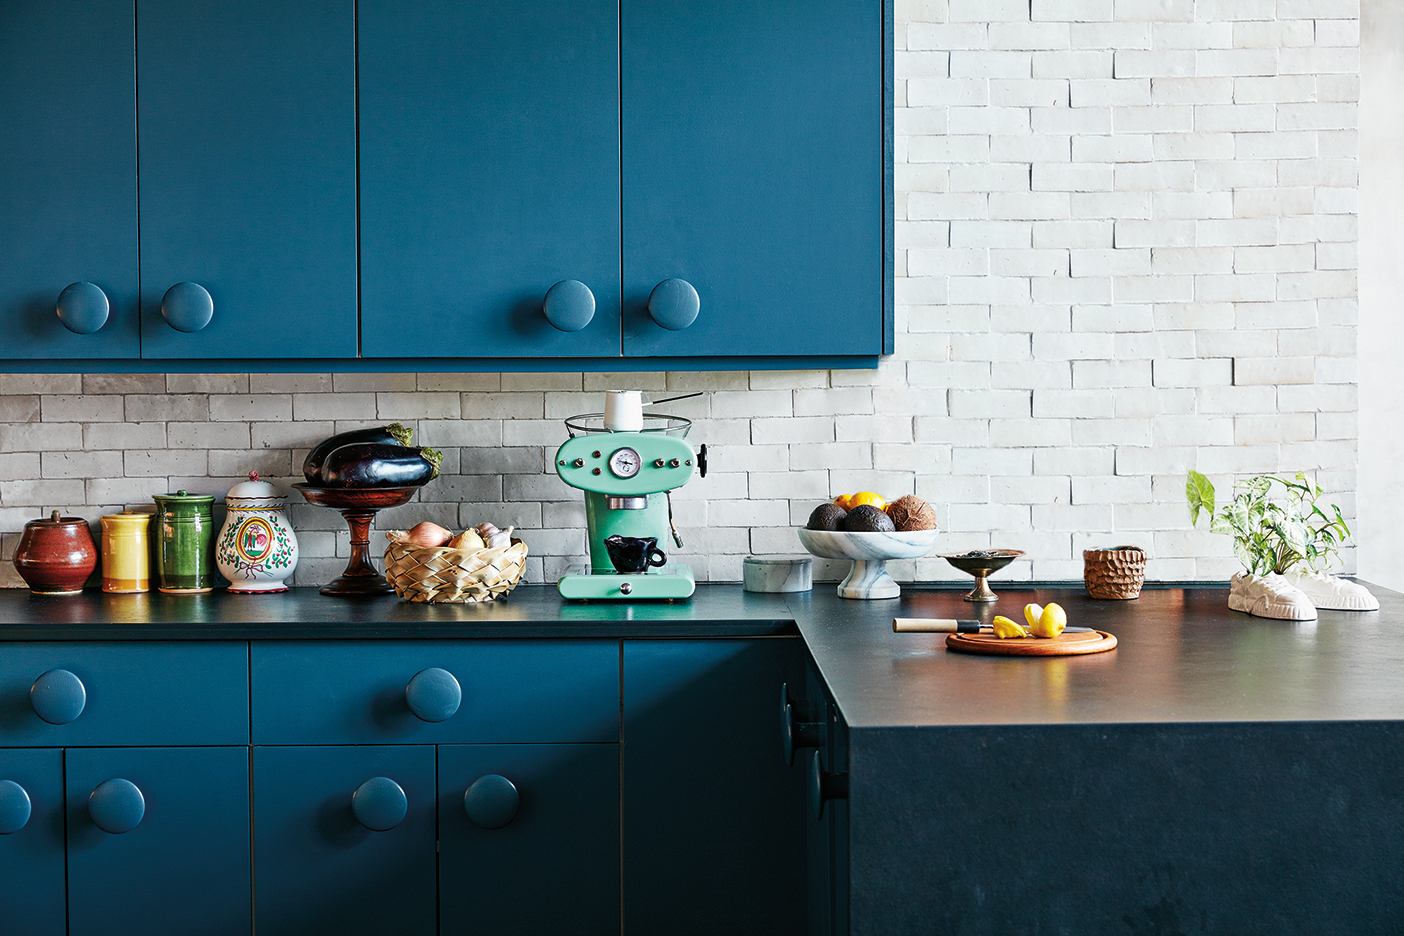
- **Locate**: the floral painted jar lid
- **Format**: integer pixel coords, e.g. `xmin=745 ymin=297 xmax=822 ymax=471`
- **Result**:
xmin=225 ymin=471 xmax=286 ymax=505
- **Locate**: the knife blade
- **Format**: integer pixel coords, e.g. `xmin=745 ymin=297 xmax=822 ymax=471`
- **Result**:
xmin=893 ymin=618 xmax=1094 ymax=634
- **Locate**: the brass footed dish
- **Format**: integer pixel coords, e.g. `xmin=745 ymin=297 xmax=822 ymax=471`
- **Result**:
xmin=940 ymin=549 xmax=1025 ymax=602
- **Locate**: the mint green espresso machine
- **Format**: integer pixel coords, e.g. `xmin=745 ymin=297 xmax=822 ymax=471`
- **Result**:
xmin=554 ymin=412 xmax=705 ymax=600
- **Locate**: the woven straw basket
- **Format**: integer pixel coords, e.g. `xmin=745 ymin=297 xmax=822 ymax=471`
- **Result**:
xmin=384 ymin=534 xmax=528 ymax=603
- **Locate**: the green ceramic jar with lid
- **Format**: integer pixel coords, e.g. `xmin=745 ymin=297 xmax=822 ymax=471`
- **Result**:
xmin=153 ymin=490 xmax=215 ymax=594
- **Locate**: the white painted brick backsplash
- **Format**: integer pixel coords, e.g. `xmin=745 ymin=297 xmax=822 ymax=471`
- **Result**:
xmin=0 ymin=2 xmax=1361 ymax=586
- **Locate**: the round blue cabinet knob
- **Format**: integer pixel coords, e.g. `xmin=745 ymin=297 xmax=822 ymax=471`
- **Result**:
xmin=542 ymin=279 xmax=596 ymax=332
xmin=647 ymin=278 xmax=700 ymax=331
xmin=30 ymin=668 xmax=86 ymax=725
xmin=463 ymin=774 xmax=520 ymax=829
xmin=56 ymin=281 xmax=110 ymax=334
xmin=352 ymin=776 xmax=408 ymax=832
xmin=405 ymin=667 xmax=462 ymax=723
xmin=89 ymin=778 xmax=144 ymax=834
xmin=0 ymin=780 xmax=32 ymax=835
xmin=160 ymin=281 xmax=214 ymax=333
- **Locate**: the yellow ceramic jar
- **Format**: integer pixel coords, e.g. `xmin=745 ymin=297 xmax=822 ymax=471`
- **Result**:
xmin=100 ymin=511 xmax=154 ymax=593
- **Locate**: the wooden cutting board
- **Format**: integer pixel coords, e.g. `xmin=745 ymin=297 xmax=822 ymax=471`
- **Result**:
xmin=946 ymin=629 xmax=1117 ymax=656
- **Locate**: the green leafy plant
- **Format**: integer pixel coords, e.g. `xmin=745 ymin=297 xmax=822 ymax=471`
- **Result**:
xmin=1186 ymin=470 xmax=1352 ymax=576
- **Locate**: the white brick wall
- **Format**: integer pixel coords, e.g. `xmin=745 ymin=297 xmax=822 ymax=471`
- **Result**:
xmin=0 ymin=1 xmax=1360 ymax=588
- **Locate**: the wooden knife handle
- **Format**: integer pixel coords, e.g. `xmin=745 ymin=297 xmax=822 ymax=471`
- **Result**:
xmin=893 ymin=618 xmax=981 ymax=633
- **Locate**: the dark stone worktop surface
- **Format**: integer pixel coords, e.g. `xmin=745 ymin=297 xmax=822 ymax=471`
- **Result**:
xmin=2 ymin=581 xmax=1401 ymax=729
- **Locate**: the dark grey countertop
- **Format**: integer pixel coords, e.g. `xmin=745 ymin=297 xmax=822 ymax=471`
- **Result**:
xmin=0 ymin=584 xmax=797 ymax=640
xmin=2 ymin=581 xmax=1401 ymax=729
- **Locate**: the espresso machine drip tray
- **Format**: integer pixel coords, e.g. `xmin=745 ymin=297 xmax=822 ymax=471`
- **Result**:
xmin=557 ymin=564 xmax=696 ymax=601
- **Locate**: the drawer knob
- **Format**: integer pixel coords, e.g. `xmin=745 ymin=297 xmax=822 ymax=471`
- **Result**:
xmin=89 ymin=778 xmax=144 ymax=834
xmin=780 ymin=682 xmax=827 ymax=767
xmin=352 ymin=776 xmax=408 ymax=832
xmin=807 ymin=751 xmax=848 ymax=822
xmin=542 ymin=279 xmax=596 ymax=332
xmin=405 ymin=667 xmax=462 ymax=722
xmin=647 ymin=278 xmax=700 ymax=331
xmin=463 ymin=774 xmax=519 ymax=829
xmin=161 ymin=281 xmax=214 ymax=332
xmin=0 ymin=780 xmax=32 ymax=834
xmin=56 ymin=281 xmax=110 ymax=334
xmin=30 ymin=668 xmax=86 ymax=725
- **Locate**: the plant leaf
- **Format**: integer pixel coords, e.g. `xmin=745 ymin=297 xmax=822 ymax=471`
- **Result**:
xmin=1186 ymin=470 xmax=1215 ymax=527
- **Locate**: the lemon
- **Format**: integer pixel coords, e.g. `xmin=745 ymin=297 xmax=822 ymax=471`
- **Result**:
xmin=1030 ymin=602 xmax=1068 ymax=639
xmin=991 ymin=615 xmax=1031 ymax=639
xmin=1023 ymin=603 xmax=1043 ymax=631
xmin=849 ymin=491 xmax=886 ymax=510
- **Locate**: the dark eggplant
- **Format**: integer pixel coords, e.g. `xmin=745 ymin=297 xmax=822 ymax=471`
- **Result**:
xmin=302 ymin=423 xmax=413 ymax=483
xmin=318 ymin=443 xmax=443 ymax=488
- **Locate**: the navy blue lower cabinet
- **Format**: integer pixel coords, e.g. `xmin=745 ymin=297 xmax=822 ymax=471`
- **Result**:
xmin=0 ymin=748 xmax=65 ymax=936
xmin=64 ymin=747 xmax=251 ymax=936
xmin=622 ymin=639 xmax=809 ymax=935
xmin=439 ymin=743 xmax=620 ymax=935
xmin=252 ymin=745 xmax=436 ymax=936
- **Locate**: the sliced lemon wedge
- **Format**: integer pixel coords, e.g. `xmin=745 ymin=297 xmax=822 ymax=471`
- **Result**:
xmin=1029 ymin=602 xmax=1068 ymax=639
xmin=1023 ymin=603 xmax=1043 ymax=631
xmin=991 ymin=615 xmax=1031 ymax=639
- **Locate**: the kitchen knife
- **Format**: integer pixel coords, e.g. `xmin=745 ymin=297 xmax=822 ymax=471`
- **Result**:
xmin=893 ymin=618 xmax=1094 ymax=634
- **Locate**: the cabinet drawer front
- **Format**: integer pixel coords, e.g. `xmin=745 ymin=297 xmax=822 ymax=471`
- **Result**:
xmin=251 ymin=641 xmax=619 ymax=744
xmin=0 ymin=642 xmax=249 ymax=747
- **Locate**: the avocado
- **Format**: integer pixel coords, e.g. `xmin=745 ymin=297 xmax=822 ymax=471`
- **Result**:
xmin=806 ymin=502 xmax=848 ymax=531
xmin=841 ymin=504 xmax=895 ymax=533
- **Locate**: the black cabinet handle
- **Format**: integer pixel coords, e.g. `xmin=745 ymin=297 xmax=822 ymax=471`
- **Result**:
xmin=780 ymin=682 xmax=826 ymax=767
xmin=807 ymin=751 xmax=847 ymax=822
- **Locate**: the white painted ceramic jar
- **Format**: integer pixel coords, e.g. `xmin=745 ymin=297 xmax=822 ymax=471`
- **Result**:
xmin=216 ymin=472 xmax=299 ymax=593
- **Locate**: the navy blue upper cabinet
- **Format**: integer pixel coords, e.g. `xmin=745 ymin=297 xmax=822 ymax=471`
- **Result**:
xmin=136 ymin=0 xmax=357 ymax=359
xmin=621 ymin=0 xmax=885 ymax=358
xmin=359 ymin=0 xmax=622 ymax=358
xmin=0 ymin=1 xmax=138 ymax=360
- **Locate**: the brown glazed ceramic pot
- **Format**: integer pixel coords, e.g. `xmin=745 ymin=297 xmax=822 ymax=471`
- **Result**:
xmin=1083 ymin=546 xmax=1147 ymax=599
xmin=13 ymin=510 xmax=99 ymax=595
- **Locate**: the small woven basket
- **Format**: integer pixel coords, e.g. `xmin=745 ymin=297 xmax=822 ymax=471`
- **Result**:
xmin=1083 ymin=546 xmax=1146 ymax=600
xmin=384 ymin=534 xmax=528 ymax=603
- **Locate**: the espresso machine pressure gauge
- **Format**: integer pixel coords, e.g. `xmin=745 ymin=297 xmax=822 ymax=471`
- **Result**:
xmin=608 ymin=447 xmax=641 ymax=479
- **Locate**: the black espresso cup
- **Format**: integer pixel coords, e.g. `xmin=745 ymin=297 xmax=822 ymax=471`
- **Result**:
xmin=604 ymin=535 xmax=667 ymax=574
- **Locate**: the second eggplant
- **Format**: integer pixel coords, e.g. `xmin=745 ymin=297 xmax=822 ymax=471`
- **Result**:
xmin=318 ymin=443 xmax=443 ymax=488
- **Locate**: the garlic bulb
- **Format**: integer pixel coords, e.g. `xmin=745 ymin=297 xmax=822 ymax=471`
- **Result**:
xmin=475 ymin=523 xmax=514 ymax=549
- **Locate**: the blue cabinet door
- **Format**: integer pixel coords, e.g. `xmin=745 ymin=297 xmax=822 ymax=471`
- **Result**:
xmin=359 ymin=0 xmax=621 ymax=358
xmin=623 ymin=638 xmax=809 ymax=934
xmin=0 ymin=748 xmax=65 ymax=936
xmin=621 ymin=0 xmax=885 ymax=358
xmin=65 ymin=747 xmax=250 ymax=936
xmin=0 ymin=0 xmax=137 ymax=360
xmin=439 ymin=743 xmax=620 ymax=935
xmin=136 ymin=0 xmax=356 ymax=359
xmin=252 ymin=746 xmax=436 ymax=936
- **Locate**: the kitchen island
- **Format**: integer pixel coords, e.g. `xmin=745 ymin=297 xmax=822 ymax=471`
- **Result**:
xmin=1 ymin=582 xmax=1401 ymax=935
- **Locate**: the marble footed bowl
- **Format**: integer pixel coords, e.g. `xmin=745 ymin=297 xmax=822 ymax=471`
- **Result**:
xmin=797 ymin=527 xmax=941 ymax=561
